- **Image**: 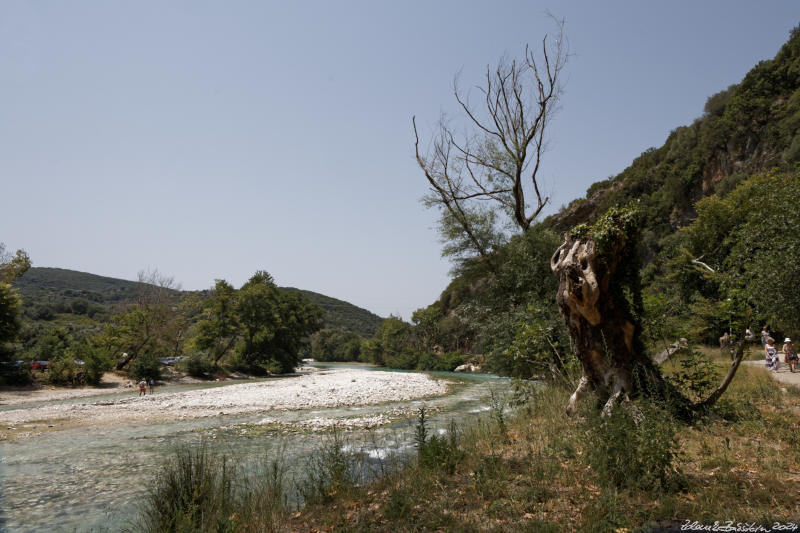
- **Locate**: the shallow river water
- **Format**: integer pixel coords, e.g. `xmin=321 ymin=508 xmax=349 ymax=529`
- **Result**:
xmin=0 ymin=366 xmax=508 ymax=532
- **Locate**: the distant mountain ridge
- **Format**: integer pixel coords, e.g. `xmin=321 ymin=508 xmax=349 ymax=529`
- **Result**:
xmin=13 ymin=267 xmax=383 ymax=337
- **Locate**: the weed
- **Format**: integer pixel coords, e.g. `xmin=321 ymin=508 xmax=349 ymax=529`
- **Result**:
xmin=298 ymin=426 xmax=361 ymax=505
xmin=583 ymin=400 xmax=681 ymax=493
xmin=488 ymin=387 xmax=509 ymax=442
xmin=131 ymin=445 xmax=237 ymax=533
xmin=415 ymin=408 xmax=463 ymax=474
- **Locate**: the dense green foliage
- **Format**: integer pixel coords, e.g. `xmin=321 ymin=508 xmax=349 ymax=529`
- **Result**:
xmin=282 ymin=288 xmax=383 ymax=337
xmin=310 ymin=328 xmax=363 ymax=362
xmin=234 ymin=271 xmax=323 ymax=374
xmin=4 ymin=267 xmax=378 ymax=383
xmin=13 ymin=267 xmax=149 ymax=324
xmin=396 ymin=27 xmax=800 ymax=377
xmin=0 ymin=243 xmax=31 ymax=383
xmin=677 ymin=169 xmax=800 ymax=337
xmin=551 ymin=26 xmax=800 ymax=262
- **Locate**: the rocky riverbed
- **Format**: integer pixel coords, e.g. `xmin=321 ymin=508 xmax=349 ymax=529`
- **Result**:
xmin=0 ymin=369 xmax=450 ymax=435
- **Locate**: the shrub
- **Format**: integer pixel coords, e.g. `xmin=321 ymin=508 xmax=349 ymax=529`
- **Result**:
xmin=582 ymin=400 xmax=681 ymax=492
xmin=667 ymin=350 xmax=721 ymax=403
xmin=69 ymin=340 xmax=111 ymax=385
xmin=298 ymin=427 xmax=361 ymax=504
xmin=132 ymin=446 xmax=236 ymax=533
xmin=129 ymin=353 xmax=162 ymax=381
xmin=182 ymin=353 xmax=213 ymax=378
xmin=46 ymin=356 xmax=82 ymax=385
xmin=414 ymin=408 xmax=463 ymax=474
xmin=415 ymin=350 xmax=464 ymax=371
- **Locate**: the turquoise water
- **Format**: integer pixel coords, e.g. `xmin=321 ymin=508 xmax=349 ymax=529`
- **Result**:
xmin=0 ymin=366 xmax=509 ymax=532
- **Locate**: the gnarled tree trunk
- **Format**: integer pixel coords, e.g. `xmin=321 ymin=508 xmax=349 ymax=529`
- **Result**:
xmin=551 ymin=229 xmax=678 ymax=415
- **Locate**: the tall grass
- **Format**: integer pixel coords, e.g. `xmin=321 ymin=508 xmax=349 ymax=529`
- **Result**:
xmin=132 ymin=365 xmax=800 ymax=531
xmin=129 ymin=445 xmax=288 ymax=533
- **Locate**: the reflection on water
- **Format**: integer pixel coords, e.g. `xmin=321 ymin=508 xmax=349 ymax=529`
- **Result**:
xmin=0 ymin=366 xmax=509 ymax=532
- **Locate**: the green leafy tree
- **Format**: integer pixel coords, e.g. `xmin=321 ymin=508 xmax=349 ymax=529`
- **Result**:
xmin=364 ymin=316 xmax=415 ymax=368
xmin=0 ymin=244 xmax=31 ymax=376
xmin=194 ymin=279 xmax=239 ymax=365
xmin=683 ymin=169 xmax=800 ymax=333
xmin=310 ymin=329 xmax=363 ymax=362
xmin=95 ymin=269 xmax=183 ymax=374
xmin=236 ymin=271 xmax=323 ymax=374
xmin=0 ymin=243 xmax=31 ymax=284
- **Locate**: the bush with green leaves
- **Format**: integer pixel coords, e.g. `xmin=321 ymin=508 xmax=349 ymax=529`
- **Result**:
xmin=298 ymin=428 xmax=361 ymax=505
xmin=181 ymin=353 xmax=213 ymax=378
xmin=414 ymin=408 xmax=462 ymax=475
xmin=133 ymin=446 xmax=236 ymax=533
xmin=667 ymin=350 xmax=722 ymax=403
xmin=415 ymin=350 xmax=464 ymax=371
xmin=309 ymin=328 xmax=363 ymax=362
xmin=582 ymin=400 xmax=681 ymax=493
xmin=503 ymin=305 xmax=576 ymax=381
xmin=69 ymin=339 xmax=111 ymax=385
xmin=129 ymin=352 xmax=161 ymax=381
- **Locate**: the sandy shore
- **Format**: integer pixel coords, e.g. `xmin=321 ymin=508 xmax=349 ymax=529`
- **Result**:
xmin=0 ymin=369 xmax=449 ymax=432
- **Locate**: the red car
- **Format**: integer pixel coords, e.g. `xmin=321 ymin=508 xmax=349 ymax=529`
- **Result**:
xmin=31 ymin=360 xmax=50 ymax=370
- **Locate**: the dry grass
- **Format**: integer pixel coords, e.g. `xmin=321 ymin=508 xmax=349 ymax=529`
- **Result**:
xmin=133 ymin=351 xmax=800 ymax=532
xmin=286 ymin=360 xmax=800 ymax=532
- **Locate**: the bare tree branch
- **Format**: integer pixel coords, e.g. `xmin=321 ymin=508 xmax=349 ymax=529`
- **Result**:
xmin=415 ymin=16 xmax=567 ymax=268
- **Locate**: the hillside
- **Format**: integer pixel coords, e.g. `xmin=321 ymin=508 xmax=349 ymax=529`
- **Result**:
xmin=281 ymin=288 xmax=383 ymax=337
xmin=404 ymin=25 xmax=800 ymax=378
xmin=13 ymin=267 xmax=144 ymax=321
xmin=13 ymin=267 xmax=383 ymax=337
xmin=546 ymin=26 xmax=800 ymax=258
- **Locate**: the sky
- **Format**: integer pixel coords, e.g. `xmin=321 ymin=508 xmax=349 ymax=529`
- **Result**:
xmin=1 ymin=1 xmax=798 ymax=320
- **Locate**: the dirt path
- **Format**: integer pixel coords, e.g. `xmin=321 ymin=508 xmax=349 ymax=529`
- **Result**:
xmin=743 ymin=359 xmax=800 ymax=388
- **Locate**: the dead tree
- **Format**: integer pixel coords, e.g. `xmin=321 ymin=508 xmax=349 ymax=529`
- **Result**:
xmin=551 ymin=207 xmax=676 ymax=414
xmin=113 ymin=268 xmax=182 ymax=370
xmin=414 ymin=17 xmax=567 ymax=266
xmin=551 ymin=207 xmax=748 ymax=417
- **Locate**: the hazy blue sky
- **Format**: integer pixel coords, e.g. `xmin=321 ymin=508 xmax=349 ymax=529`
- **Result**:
xmin=2 ymin=1 xmax=798 ymax=319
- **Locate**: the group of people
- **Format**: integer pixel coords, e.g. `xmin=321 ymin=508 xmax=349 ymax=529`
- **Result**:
xmin=762 ymin=326 xmax=798 ymax=373
xmin=138 ymin=378 xmax=155 ymax=396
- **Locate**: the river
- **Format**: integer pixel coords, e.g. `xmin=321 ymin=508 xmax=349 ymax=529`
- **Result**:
xmin=0 ymin=365 xmax=509 ymax=532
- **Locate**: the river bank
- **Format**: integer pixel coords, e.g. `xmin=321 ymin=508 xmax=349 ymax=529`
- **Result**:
xmin=0 ymin=368 xmax=450 ymax=437
xmin=0 ymin=367 xmax=499 ymax=533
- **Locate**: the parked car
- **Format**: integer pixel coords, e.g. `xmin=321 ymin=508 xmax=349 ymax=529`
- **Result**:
xmin=158 ymin=356 xmax=183 ymax=366
xmin=31 ymin=360 xmax=50 ymax=370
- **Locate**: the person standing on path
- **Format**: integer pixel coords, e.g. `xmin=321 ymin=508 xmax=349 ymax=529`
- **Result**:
xmin=783 ymin=338 xmax=797 ymax=373
xmin=765 ymin=337 xmax=779 ymax=372
xmin=148 ymin=378 xmax=155 ymax=394
xmin=138 ymin=379 xmax=147 ymax=396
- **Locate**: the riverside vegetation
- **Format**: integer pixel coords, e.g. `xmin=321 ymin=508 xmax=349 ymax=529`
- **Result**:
xmin=3 ymin=20 xmax=800 ymax=533
xmin=125 ymin=26 xmax=800 ymax=531
xmin=129 ymin=352 xmax=800 ymax=532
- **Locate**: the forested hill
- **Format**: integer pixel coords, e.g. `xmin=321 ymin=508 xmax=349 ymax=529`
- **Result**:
xmin=13 ymin=267 xmax=145 ymax=319
xmin=280 ymin=288 xmax=383 ymax=337
xmin=546 ymin=26 xmax=800 ymax=258
xmin=13 ymin=267 xmax=383 ymax=337
xmin=398 ymin=26 xmax=800 ymax=378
